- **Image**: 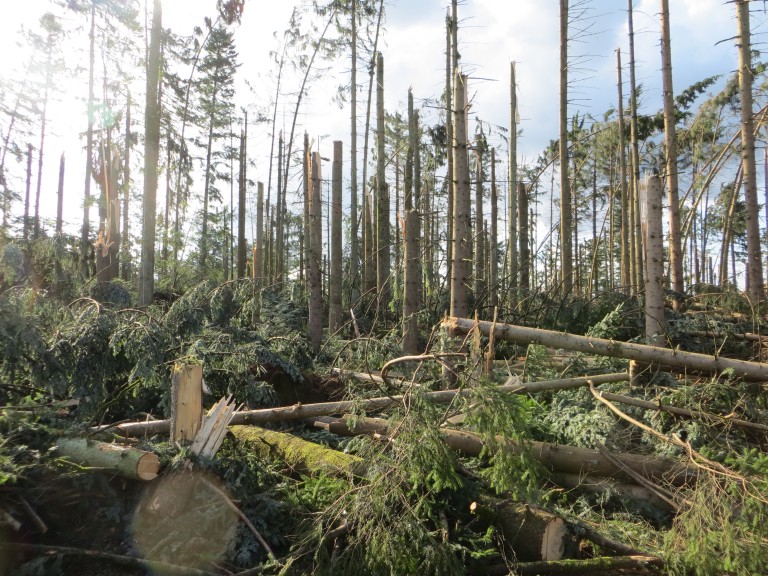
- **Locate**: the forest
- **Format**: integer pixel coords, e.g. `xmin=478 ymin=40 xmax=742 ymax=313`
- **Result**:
xmin=1 ymin=0 xmax=768 ymax=574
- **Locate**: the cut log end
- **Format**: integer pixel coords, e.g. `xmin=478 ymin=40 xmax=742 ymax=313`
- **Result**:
xmin=136 ymin=452 xmax=161 ymax=481
xmin=541 ymin=517 xmax=568 ymax=560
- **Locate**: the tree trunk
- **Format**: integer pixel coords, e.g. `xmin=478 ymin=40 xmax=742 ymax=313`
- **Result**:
xmin=302 ymin=132 xmax=310 ymax=285
xmin=81 ymin=5 xmax=96 ymax=278
xmin=490 ymin=148 xmax=499 ymax=307
xmin=56 ymin=438 xmax=159 ymax=481
xmin=474 ymin=132 xmax=485 ymax=305
xmin=308 ymin=152 xmax=323 ymax=354
xmin=736 ymin=0 xmax=765 ymax=301
xmin=349 ymin=0 xmax=360 ymax=303
xmin=375 ymin=52 xmax=391 ymax=316
xmin=329 ymin=141 xmax=343 ymax=333
xmin=56 ymin=153 xmax=65 ymax=234
xmin=509 ymin=61 xmax=519 ymax=301
xmin=616 ymin=49 xmax=630 ymax=292
xmin=660 ymin=0 xmax=684 ymax=299
xmin=199 ymin=86 xmax=217 ymax=272
xmin=276 ymin=130 xmax=284 ymax=283
xmin=237 ymin=120 xmax=247 ymax=279
xmin=627 ymin=0 xmax=644 ymax=294
xmin=230 ymin=425 xmax=362 ymax=477
xmin=443 ymin=316 xmax=768 ymax=381
xmin=559 ymin=0 xmax=573 ymax=295
xmin=450 ymin=70 xmax=471 ymax=318
xmin=643 ymin=175 xmax=667 ymax=345
xmin=34 ymin=37 xmax=54 ymax=240
xmin=403 ymin=90 xmax=420 ymax=354
xmin=518 ymin=182 xmax=530 ymax=295
xmin=23 ymin=143 xmax=32 ymax=242
xmin=445 ymin=7 xmax=455 ymax=290
xmin=252 ymin=182 xmax=264 ymax=323
xmin=138 ymin=0 xmax=162 ymax=307
xmin=121 ymin=93 xmax=131 ymax=281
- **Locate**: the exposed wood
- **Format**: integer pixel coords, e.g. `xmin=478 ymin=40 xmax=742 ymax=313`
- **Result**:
xmin=170 ymin=363 xmax=203 ymax=444
xmin=308 ymin=415 xmax=695 ymax=485
xmin=56 ymin=438 xmax=160 ymax=481
xmin=470 ymin=498 xmax=574 ymax=561
xmin=190 ymin=395 xmax=239 ymax=459
xmin=444 ymin=316 xmax=768 ymax=381
xmin=229 ymin=425 xmax=362 ymax=476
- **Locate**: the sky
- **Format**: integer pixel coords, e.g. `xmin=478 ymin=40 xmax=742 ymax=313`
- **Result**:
xmin=0 ymin=0 xmax=758 ymax=242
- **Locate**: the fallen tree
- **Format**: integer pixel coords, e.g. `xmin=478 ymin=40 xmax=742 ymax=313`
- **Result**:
xmin=443 ymin=316 xmax=768 ymax=381
xmin=95 ymin=373 xmax=629 ymax=437
xmin=55 ymin=437 xmax=160 ymax=481
xmin=308 ymin=415 xmax=696 ymax=485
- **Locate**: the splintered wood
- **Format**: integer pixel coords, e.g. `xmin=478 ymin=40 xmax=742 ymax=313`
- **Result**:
xmin=170 ymin=363 xmax=203 ymax=443
xmin=190 ymin=395 xmax=239 ymax=459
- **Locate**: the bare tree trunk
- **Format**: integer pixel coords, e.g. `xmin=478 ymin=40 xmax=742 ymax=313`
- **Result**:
xmin=237 ymin=119 xmax=247 ymax=279
xmin=518 ymin=182 xmax=530 ymax=295
xmin=616 ymin=50 xmax=629 ymax=292
xmin=23 ymin=144 xmax=32 ymax=242
xmin=199 ymin=85 xmax=218 ymax=272
xmin=121 ymin=93 xmax=131 ymax=280
xmin=308 ymin=152 xmax=323 ymax=354
xmin=403 ymin=90 xmax=420 ymax=354
xmin=329 ymin=141 xmax=343 ymax=334
xmin=375 ymin=52 xmax=391 ymax=316
xmin=450 ymin=70 xmax=471 ymax=318
xmin=445 ymin=7 xmax=455 ymax=290
xmin=276 ymin=130 xmax=284 ymax=283
xmin=302 ymin=132 xmax=309 ymax=285
xmin=643 ymin=175 xmax=667 ymax=346
xmin=559 ymin=0 xmax=573 ymax=294
xmin=349 ymin=0 xmax=360 ymax=303
xmin=81 ymin=5 xmax=96 ymax=278
xmin=34 ymin=36 xmax=55 ymax=240
xmin=138 ymin=0 xmax=162 ymax=307
xmin=252 ymin=182 xmax=264 ymax=323
xmin=490 ymin=148 xmax=499 ymax=307
xmin=56 ymin=153 xmax=65 ymax=234
xmin=627 ymin=0 xmax=644 ymax=294
xmin=509 ymin=62 xmax=518 ymax=301
xmin=474 ymin=132 xmax=485 ymax=305
xmin=736 ymin=0 xmax=765 ymax=301
xmin=660 ymin=0 xmax=683 ymax=301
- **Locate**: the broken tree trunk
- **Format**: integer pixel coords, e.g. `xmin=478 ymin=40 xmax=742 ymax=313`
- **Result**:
xmin=229 ymin=425 xmax=362 ymax=476
xmin=443 ymin=316 xmax=768 ymax=381
xmin=56 ymin=438 xmax=160 ymax=481
xmin=97 ymin=373 xmax=630 ymax=438
xmin=470 ymin=498 xmax=575 ymax=561
xmin=170 ymin=363 xmax=203 ymax=444
xmin=309 ymin=415 xmax=695 ymax=485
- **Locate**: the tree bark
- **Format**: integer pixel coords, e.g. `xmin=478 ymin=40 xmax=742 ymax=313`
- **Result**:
xmin=736 ymin=0 xmax=765 ymax=300
xmin=329 ymin=141 xmax=343 ymax=333
xmin=518 ymin=182 xmax=530 ymax=295
xmin=252 ymin=182 xmax=264 ymax=323
xmin=643 ymin=175 xmax=667 ymax=345
xmin=490 ymin=148 xmax=499 ymax=307
xmin=138 ymin=0 xmax=161 ymax=306
xmin=474 ymin=132 xmax=485 ymax=304
xmin=349 ymin=0 xmax=359 ymax=303
xmin=444 ymin=316 xmax=768 ymax=381
xmin=616 ymin=49 xmax=630 ymax=292
xmin=451 ymin=70 xmax=471 ymax=317
xmin=403 ymin=90 xmax=420 ymax=354
xmin=375 ymin=52 xmax=391 ymax=316
xmin=660 ymin=0 xmax=683 ymax=298
xmin=627 ymin=0 xmax=644 ymax=294
xmin=237 ymin=119 xmax=247 ymax=279
xmin=56 ymin=153 xmax=65 ymax=234
xmin=121 ymin=93 xmax=131 ymax=280
xmin=509 ymin=61 xmax=519 ymax=301
xmin=23 ymin=143 xmax=32 ymax=242
xmin=81 ymin=5 xmax=96 ymax=278
xmin=559 ymin=0 xmax=573 ymax=294
xmin=56 ymin=438 xmax=159 ymax=481
xmin=308 ymin=152 xmax=323 ymax=353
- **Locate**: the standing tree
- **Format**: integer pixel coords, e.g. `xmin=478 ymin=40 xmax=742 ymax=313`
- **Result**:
xmin=559 ymin=0 xmax=573 ymax=294
xmin=450 ymin=70 xmax=470 ymax=318
xmin=308 ymin=152 xmax=323 ymax=353
xmin=329 ymin=141 xmax=343 ymax=334
xmin=138 ymin=0 xmax=162 ymax=306
xmin=735 ymin=0 xmax=764 ymax=301
xmin=403 ymin=89 xmax=420 ymax=354
xmin=375 ymin=52 xmax=390 ymax=315
xmin=660 ymin=0 xmax=683 ymax=300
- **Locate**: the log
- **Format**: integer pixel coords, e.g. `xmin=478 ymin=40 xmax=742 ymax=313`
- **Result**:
xmin=443 ymin=316 xmax=768 ymax=381
xmin=470 ymin=498 xmax=575 ymax=561
xmin=96 ymin=373 xmax=629 ymax=437
xmin=548 ymin=472 xmax=673 ymax=511
xmin=598 ymin=391 xmax=768 ymax=434
xmin=308 ymin=416 xmax=696 ymax=485
xmin=476 ymin=555 xmax=663 ymax=575
xmin=228 ymin=425 xmax=363 ymax=476
xmin=55 ymin=437 xmax=160 ymax=481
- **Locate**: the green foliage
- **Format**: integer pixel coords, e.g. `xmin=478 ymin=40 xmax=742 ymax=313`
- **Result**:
xmin=664 ymin=465 xmax=768 ymax=576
